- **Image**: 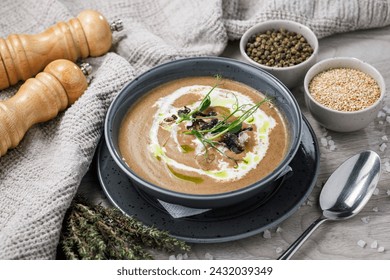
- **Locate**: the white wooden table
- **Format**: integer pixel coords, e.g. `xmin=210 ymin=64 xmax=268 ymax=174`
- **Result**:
xmin=78 ymin=25 xmax=390 ymax=260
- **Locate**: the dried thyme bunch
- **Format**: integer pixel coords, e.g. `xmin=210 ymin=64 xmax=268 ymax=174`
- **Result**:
xmin=58 ymin=197 xmax=190 ymax=260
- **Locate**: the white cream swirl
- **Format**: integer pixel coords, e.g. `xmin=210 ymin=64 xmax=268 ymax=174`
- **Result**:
xmin=149 ymin=85 xmax=276 ymax=182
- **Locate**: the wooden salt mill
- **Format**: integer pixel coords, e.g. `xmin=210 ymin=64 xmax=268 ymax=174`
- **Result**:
xmin=0 ymin=10 xmax=122 ymax=90
xmin=0 ymin=59 xmax=90 ymax=156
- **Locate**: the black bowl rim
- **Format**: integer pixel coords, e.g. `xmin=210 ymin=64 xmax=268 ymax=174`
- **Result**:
xmin=104 ymin=56 xmax=302 ymax=203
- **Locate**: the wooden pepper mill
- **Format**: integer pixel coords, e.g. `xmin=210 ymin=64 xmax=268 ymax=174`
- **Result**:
xmin=0 ymin=59 xmax=89 ymax=156
xmin=0 ymin=10 xmax=122 ymax=90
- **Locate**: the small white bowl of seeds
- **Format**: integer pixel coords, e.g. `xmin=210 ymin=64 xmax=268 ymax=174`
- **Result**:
xmin=240 ymin=20 xmax=319 ymax=89
xmin=304 ymin=57 xmax=385 ymax=132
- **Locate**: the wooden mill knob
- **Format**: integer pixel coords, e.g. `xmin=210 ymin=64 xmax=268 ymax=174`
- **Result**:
xmin=0 ymin=59 xmax=88 ymax=156
xmin=0 ymin=10 xmax=122 ymax=90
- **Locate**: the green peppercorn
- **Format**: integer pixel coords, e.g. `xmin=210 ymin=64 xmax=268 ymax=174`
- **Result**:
xmin=245 ymin=27 xmax=313 ymax=67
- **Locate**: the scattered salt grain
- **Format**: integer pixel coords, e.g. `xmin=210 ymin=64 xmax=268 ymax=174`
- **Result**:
xmin=263 ymin=229 xmax=272 ymax=239
xmin=326 ymin=136 xmax=332 ymax=140
xmin=169 ymin=255 xmax=176 ymax=260
xmin=329 ymin=145 xmax=336 ymax=151
xmin=276 ymin=227 xmax=283 ymax=233
xmin=387 ymin=116 xmax=390 ymax=123
xmin=183 ymin=253 xmax=189 ymax=260
xmin=361 ymin=216 xmax=370 ymax=224
xmin=377 ymin=111 xmax=386 ymax=118
xmin=205 ymin=253 xmax=214 ymax=260
xmin=370 ymin=240 xmax=378 ymax=249
xmin=307 ymin=198 xmax=315 ymax=206
xmin=320 ymin=138 xmax=328 ymax=147
xmin=382 ymin=135 xmax=388 ymax=141
xmin=380 ymin=143 xmax=387 ymax=152
xmin=275 ymin=247 xmax=283 ymax=254
xmin=328 ymin=140 xmax=335 ymax=146
xmin=357 ymin=240 xmax=367 ymax=248
xmin=379 ymin=120 xmax=384 ymax=125
xmin=385 ymin=162 xmax=390 ymax=173
xmin=383 ymin=105 xmax=390 ymax=114
xmin=372 ymin=207 xmax=379 ymax=212
xmin=373 ymin=188 xmax=379 ymax=196
xmin=387 ymin=189 xmax=390 ymax=196
xmin=378 ymin=246 xmax=385 ymax=253
xmin=176 ymin=254 xmax=183 ymax=260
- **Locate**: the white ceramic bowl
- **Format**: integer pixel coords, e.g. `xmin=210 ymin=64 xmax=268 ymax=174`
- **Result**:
xmin=240 ymin=20 xmax=319 ymax=89
xmin=304 ymin=57 xmax=386 ymax=132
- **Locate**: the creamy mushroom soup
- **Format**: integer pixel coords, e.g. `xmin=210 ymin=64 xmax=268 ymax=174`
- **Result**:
xmin=119 ymin=76 xmax=288 ymax=195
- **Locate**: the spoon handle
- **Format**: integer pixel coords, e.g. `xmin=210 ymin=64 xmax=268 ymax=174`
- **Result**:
xmin=278 ymin=215 xmax=328 ymax=260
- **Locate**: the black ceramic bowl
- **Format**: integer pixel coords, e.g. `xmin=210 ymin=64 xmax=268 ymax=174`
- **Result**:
xmin=105 ymin=57 xmax=302 ymax=208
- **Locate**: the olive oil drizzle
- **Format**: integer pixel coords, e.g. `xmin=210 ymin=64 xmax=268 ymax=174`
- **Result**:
xmin=166 ymin=165 xmax=204 ymax=184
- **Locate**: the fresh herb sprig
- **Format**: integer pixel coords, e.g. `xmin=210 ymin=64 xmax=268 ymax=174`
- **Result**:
xmin=168 ymin=75 xmax=270 ymax=164
xmin=185 ymin=96 xmax=268 ymax=164
xmin=207 ymin=98 xmax=268 ymax=140
xmin=176 ymin=75 xmax=222 ymax=124
xmin=183 ymin=97 xmax=268 ymax=165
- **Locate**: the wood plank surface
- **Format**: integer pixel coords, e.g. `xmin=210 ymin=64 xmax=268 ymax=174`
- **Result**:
xmin=78 ymin=25 xmax=390 ymax=260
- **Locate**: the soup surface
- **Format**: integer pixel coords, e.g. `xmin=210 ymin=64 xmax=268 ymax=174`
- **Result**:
xmin=119 ymin=76 xmax=288 ymax=195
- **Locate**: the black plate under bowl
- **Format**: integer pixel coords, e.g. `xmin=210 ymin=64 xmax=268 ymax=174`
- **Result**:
xmin=97 ymin=116 xmax=320 ymax=243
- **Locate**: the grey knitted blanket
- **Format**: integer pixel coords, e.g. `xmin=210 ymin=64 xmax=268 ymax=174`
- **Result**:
xmin=1 ymin=0 xmax=389 ymax=259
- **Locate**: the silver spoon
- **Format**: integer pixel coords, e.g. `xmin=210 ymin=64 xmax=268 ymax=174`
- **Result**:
xmin=278 ymin=150 xmax=381 ymax=260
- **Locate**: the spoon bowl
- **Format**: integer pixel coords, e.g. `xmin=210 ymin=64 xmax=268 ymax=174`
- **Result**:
xmin=278 ymin=150 xmax=381 ymax=259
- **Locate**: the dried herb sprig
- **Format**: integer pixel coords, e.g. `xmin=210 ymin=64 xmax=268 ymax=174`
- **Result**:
xmin=58 ymin=197 xmax=190 ymax=260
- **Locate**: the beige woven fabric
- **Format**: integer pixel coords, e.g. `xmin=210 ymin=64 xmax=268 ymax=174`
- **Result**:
xmin=1 ymin=0 xmax=390 ymax=259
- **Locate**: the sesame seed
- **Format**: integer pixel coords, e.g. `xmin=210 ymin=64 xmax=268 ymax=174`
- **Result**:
xmin=309 ymin=68 xmax=381 ymax=112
